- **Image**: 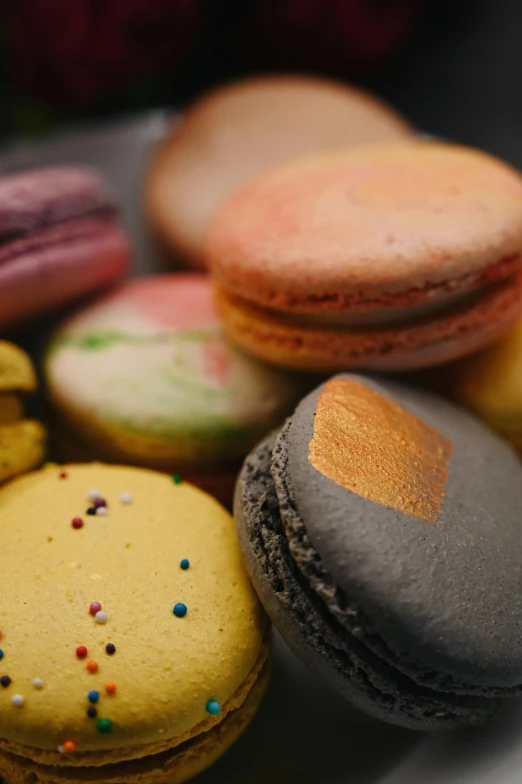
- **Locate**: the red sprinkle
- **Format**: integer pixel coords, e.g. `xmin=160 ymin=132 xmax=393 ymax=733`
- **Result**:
xmin=71 ymin=517 xmax=83 ymax=530
xmin=76 ymin=645 xmax=88 ymax=659
xmin=59 ymin=471 xmax=68 ymax=479
xmin=89 ymin=602 xmax=102 ymax=616
xmin=93 ymin=498 xmax=107 ymax=509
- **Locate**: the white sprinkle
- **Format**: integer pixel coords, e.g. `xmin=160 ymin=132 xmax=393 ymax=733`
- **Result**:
xmin=95 ymin=610 xmax=108 ymax=624
xmin=120 ymin=492 xmax=132 ymax=504
xmin=88 ymin=488 xmax=101 ymax=501
xmin=57 ymin=745 xmax=65 ymax=754
xmin=96 ymin=507 xmax=108 ymax=516
xmin=11 ymin=695 xmax=24 ymax=707
xmin=33 ymin=679 xmax=44 ymax=690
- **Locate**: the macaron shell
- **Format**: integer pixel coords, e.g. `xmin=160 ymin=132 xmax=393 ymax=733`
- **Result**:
xmin=0 ymin=659 xmax=270 ymax=784
xmin=0 ymin=341 xmax=37 ymax=393
xmin=284 ymin=375 xmax=522 ymax=688
xmin=0 ymin=167 xmax=112 ymax=240
xmin=449 ymin=318 xmax=522 ymax=445
xmin=0 ymin=218 xmax=130 ymax=330
xmin=216 ymin=272 xmax=522 ymax=371
xmin=0 ymin=420 xmax=47 ymax=481
xmin=145 ymin=75 xmax=412 ymax=268
xmin=207 ymin=141 xmax=522 ymax=311
xmin=45 ymin=275 xmax=303 ymax=466
xmin=0 ymin=464 xmax=267 ymax=759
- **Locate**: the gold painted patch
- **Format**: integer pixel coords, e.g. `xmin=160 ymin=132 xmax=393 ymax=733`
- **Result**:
xmin=309 ymin=379 xmax=452 ymax=523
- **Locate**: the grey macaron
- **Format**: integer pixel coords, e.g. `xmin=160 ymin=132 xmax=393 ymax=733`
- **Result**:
xmin=235 ymin=374 xmax=522 ymax=730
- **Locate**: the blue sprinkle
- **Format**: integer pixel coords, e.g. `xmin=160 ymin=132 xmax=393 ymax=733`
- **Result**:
xmin=180 ymin=559 xmax=190 ymax=570
xmin=206 ymin=700 xmax=221 ymax=715
xmin=87 ymin=706 xmax=98 ymax=719
xmin=173 ymin=603 xmax=187 ymax=618
xmin=88 ymin=690 xmax=100 ymax=704
xmin=0 ymin=650 xmax=3 ymax=660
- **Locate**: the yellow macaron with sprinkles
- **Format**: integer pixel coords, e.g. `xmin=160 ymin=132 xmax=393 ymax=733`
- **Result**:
xmin=0 ymin=463 xmax=269 ymax=784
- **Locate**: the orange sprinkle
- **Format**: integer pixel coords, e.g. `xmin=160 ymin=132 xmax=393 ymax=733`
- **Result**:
xmin=86 ymin=660 xmax=99 ymax=674
xmin=105 ymin=682 xmax=117 ymax=695
xmin=63 ymin=740 xmax=76 ymax=753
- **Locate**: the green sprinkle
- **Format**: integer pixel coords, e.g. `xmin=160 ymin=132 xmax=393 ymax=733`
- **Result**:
xmin=172 ymin=474 xmax=183 ymax=485
xmin=96 ymin=718 xmax=113 ymax=734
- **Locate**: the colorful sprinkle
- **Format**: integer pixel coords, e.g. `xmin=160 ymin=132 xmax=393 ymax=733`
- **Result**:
xmin=76 ymin=645 xmax=88 ymax=659
xmin=87 ymin=706 xmax=97 ymax=719
xmin=180 ymin=559 xmax=190 ymax=570
xmin=86 ymin=660 xmax=99 ymax=674
xmin=33 ymin=679 xmax=44 ymax=690
xmin=0 ymin=676 xmax=11 ymax=688
xmin=95 ymin=611 xmax=108 ymax=624
xmin=11 ymin=695 xmax=24 ymax=707
xmin=87 ymin=507 xmax=97 ymax=516
xmin=59 ymin=471 xmax=68 ymax=479
xmin=173 ymin=603 xmax=187 ymax=618
xmin=87 ymin=690 xmax=99 ymax=704
xmin=172 ymin=474 xmax=183 ymax=485
xmin=57 ymin=745 xmax=65 ymax=754
xmin=94 ymin=497 xmax=107 ymax=509
xmin=95 ymin=507 xmax=108 ymax=516
xmin=71 ymin=517 xmax=84 ymax=530
xmin=0 ymin=650 xmax=3 ymax=660
xmin=120 ymin=492 xmax=132 ymax=504
xmin=105 ymin=682 xmax=117 ymax=695
xmin=96 ymin=718 xmax=113 ymax=734
xmin=105 ymin=643 xmax=116 ymax=656
xmin=63 ymin=741 xmax=76 ymax=754
xmin=88 ymin=489 xmax=101 ymax=501
xmin=206 ymin=700 xmax=221 ymax=715
xmin=89 ymin=602 xmax=102 ymax=616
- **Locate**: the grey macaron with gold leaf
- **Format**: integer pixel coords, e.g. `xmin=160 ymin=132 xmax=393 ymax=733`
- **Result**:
xmin=235 ymin=374 xmax=522 ymax=729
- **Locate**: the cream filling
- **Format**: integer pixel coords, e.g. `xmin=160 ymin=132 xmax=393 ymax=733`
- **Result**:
xmin=259 ymin=286 xmax=491 ymax=329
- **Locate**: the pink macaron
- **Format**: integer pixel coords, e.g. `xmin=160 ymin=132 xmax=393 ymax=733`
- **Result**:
xmin=208 ymin=141 xmax=522 ymax=372
xmin=0 ymin=167 xmax=131 ymax=330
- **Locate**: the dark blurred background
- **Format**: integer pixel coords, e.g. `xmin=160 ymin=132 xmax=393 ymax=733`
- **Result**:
xmin=0 ymin=0 xmax=520 ymax=166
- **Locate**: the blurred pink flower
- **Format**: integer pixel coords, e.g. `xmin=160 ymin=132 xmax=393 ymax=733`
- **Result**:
xmin=8 ymin=0 xmax=202 ymax=106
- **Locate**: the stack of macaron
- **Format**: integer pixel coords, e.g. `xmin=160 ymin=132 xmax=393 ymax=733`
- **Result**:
xmin=2 ymin=71 xmax=522 ymax=783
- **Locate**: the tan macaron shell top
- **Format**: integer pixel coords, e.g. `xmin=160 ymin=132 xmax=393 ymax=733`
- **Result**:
xmin=207 ymin=141 xmax=522 ymax=312
xmin=146 ymin=75 xmax=412 ymax=267
xmin=0 ymin=464 xmax=266 ymax=762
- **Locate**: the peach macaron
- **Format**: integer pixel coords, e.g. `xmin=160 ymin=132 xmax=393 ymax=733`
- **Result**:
xmin=207 ymin=141 xmax=522 ymax=372
xmin=145 ymin=75 xmax=412 ymax=269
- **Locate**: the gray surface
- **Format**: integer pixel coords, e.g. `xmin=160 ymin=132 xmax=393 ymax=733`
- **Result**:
xmin=1 ymin=114 xmax=521 ymax=782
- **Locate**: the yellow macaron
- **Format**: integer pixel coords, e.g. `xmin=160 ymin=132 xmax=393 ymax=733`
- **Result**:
xmin=0 ymin=464 xmax=269 ymax=784
xmin=449 ymin=318 xmax=522 ymax=453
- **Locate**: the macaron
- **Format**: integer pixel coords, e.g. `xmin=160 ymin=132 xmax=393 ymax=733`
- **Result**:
xmin=0 ymin=341 xmax=47 ymax=482
xmin=445 ymin=317 xmax=522 ymax=454
xmin=208 ymin=140 xmax=522 ymax=372
xmin=0 ymin=463 xmax=269 ymax=784
xmin=0 ymin=167 xmax=130 ymax=330
xmin=235 ymin=373 xmax=522 ymax=729
xmin=44 ymin=274 xmax=304 ymax=503
xmin=145 ymin=75 xmax=412 ymax=268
